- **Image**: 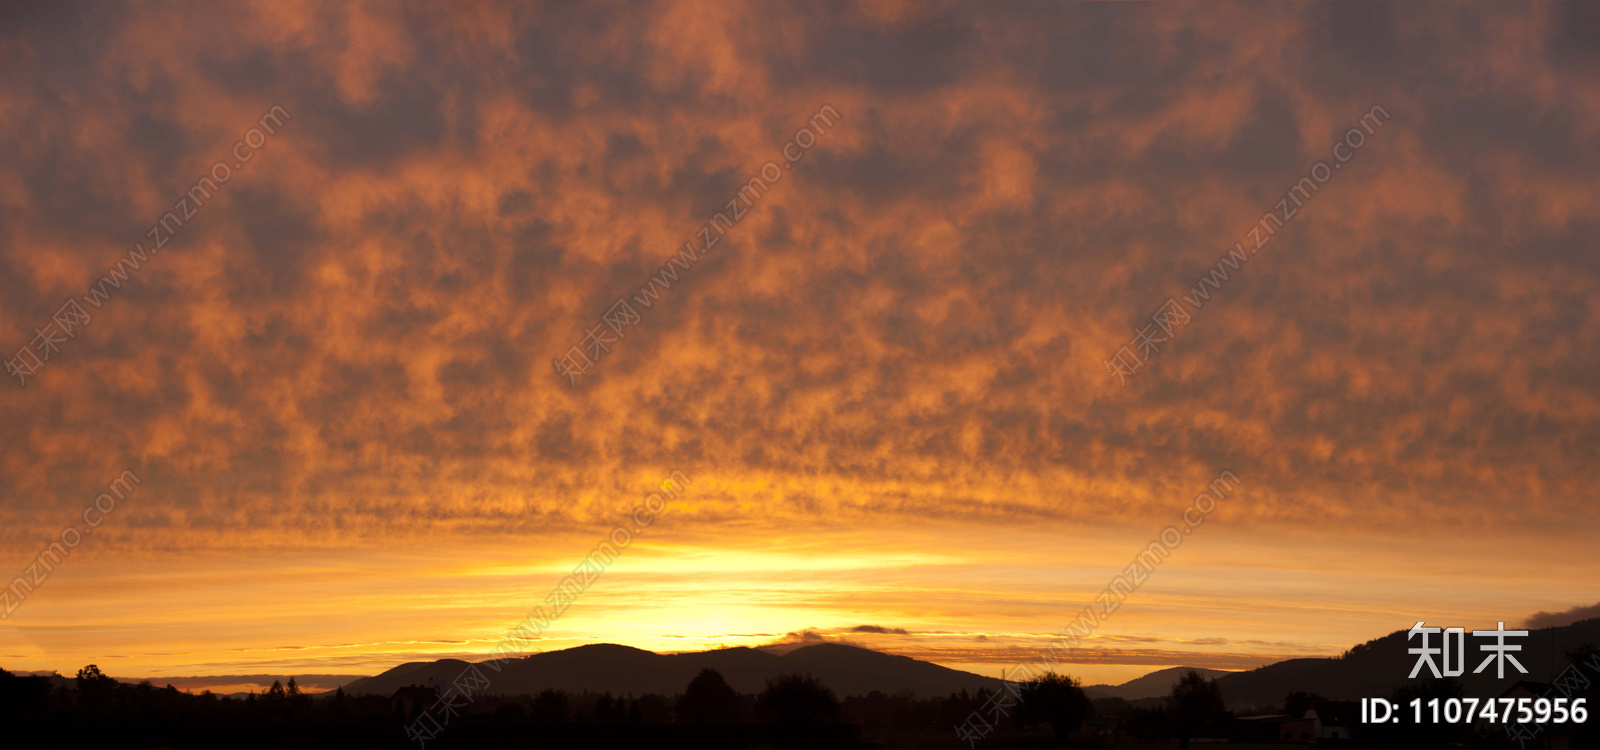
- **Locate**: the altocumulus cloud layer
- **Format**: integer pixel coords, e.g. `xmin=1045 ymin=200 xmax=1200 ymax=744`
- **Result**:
xmin=1 ymin=1 xmax=1598 ymax=676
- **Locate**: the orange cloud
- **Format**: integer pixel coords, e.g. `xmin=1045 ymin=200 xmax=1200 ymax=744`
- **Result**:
xmin=1 ymin=0 xmax=1597 ymax=683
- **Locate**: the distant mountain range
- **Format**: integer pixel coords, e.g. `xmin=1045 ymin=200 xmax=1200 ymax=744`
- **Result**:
xmin=340 ymin=642 xmax=1008 ymax=699
xmin=341 ymin=617 xmax=1600 ymax=708
xmin=1082 ymin=666 xmax=1230 ymax=701
xmin=1 ymin=671 xmax=367 ymax=699
xmin=1086 ymin=618 xmax=1600 ymax=706
xmin=18 ymin=617 xmax=1596 ymax=708
xmin=1210 ymin=617 xmax=1600 ymax=707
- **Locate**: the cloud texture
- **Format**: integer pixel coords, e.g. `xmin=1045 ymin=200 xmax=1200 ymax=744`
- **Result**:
xmin=1 ymin=1 xmax=1597 ymax=684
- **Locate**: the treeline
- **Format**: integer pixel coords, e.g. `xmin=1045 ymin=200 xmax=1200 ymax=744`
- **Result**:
xmin=0 ymin=663 xmax=1112 ymax=748
xmin=0 ymin=667 xmax=876 ymax=749
xmin=0 ymin=664 xmax=1196 ymax=748
xmin=1 ymin=665 xmax=409 ymax=748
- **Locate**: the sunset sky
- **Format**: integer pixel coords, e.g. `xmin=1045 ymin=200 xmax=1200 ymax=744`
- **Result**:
xmin=2 ymin=2 xmax=1598 ymax=693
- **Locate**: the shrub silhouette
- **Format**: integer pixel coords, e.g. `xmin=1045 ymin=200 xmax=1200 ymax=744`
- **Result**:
xmin=1168 ymin=669 xmax=1227 ymax=750
xmin=1015 ymin=671 xmax=1092 ymax=740
xmin=1282 ymin=689 xmax=1323 ymax=717
xmin=74 ymin=665 xmax=118 ymax=716
xmin=677 ymin=668 xmax=742 ymax=724
xmin=757 ymin=673 xmax=839 ymax=726
xmin=531 ymin=689 xmax=570 ymax=724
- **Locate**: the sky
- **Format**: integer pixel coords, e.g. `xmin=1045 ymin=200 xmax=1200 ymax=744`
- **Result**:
xmin=1 ymin=1 xmax=1598 ymax=692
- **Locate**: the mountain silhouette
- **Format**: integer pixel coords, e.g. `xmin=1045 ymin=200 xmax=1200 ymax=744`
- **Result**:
xmin=1083 ymin=666 xmax=1230 ymax=700
xmin=1212 ymin=617 xmax=1600 ymax=707
xmin=337 ymin=617 xmax=1600 ymax=706
xmin=341 ymin=642 xmax=1006 ymax=698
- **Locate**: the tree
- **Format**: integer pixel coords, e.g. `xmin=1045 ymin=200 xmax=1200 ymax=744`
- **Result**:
xmin=1167 ymin=670 xmax=1226 ymax=750
xmin=757 ymin=673 xmax=839 ymax=726
xmin=1567 ymin=642 xmax=1600 ymax=671
xmin=531 ymin=689 xmax=570 ymax=723
xmin=74 ymin=664 xmax=118 ymax=716
xmin=592 ymin=691 xmax=626 ymax=723
xmin=285 ymin=676 xmax=311 ymax=712
xmin=1282 ymin=690 xmax=1324 ymax=717
xmin=677 ymin=668 xmax=742 ymax=724
xmin=0 ymin=668 xmax=51 ymax=723
xmin=1015 ymin=671 xmax=1093 ymax=740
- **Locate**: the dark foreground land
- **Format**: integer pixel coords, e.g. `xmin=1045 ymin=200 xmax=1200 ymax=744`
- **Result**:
xmin=4 ymin=675 xmax=1590 ymax=750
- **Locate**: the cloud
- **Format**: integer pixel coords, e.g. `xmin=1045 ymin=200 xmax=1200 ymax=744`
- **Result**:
xmin=848 ymin=625 xmax=910 ymax=635
xmin=120 ymin=674 xmax=363 ymax=694
xmin=4 ymin=1 xmax=1598 ymax=549
xmin=0 ymin=0 xmax=1596 ymax=680
xmin=756 ymin=629 xmax=833 ymax=655
xmin=1526 ymin=603 xmax=1600 ymax=630
xmin=881 ymin=645 xmax=1285 ymax=672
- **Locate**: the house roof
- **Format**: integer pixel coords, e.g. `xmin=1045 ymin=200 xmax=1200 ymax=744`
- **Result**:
xmin=1237 ymin=714 xmax=1299 ymax=725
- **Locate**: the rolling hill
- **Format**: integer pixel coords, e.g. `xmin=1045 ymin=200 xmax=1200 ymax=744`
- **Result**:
xmin=340 ymin=642 xmax=1007 ymax=699
xmin=335 ymin=617 xmax=1600 ymax=709
xmin=1083 ymin=666 xmax=1230 ymax=701
xmin=1213 ymin=617 xmax=1600 ymax=707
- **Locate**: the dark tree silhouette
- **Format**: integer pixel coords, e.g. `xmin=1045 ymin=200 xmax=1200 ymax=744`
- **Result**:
xmin=285 ymin=676 xmax=312 ymax=714
xmin=0 ymin=668 xmax=51 ymax=724
xmin=1568 ymin=642 xmax=1600 ymax=665
xmin=1167 ymin=669 xmax=1226 ymax=750
xmin=591 ymin=691 xmax=626 ymax=723
xmin=74 ymin=665 xmax=117 ymax=716
xmin=531 ymin=689 xmax=570 ymax=723
xmin=677 ymin=668 xmax=742 ymax=724
xmin=1015 ymin=671 xmax=1093 ymax=740
xmin=1282 ymin=690 xmax=1324 ymax=717
xmin=757 ymin=673 xmax=839 ymax=726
